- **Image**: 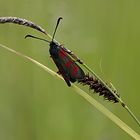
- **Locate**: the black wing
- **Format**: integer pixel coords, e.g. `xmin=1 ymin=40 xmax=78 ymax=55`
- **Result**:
xmin=51 ymin=56 xmax=71 ymax=86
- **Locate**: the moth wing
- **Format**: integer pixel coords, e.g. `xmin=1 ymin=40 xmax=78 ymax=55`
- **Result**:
xmin=58 ymin=49 xmax=85 ymax=81
xmin=51 ymin=56 xmax=71 ymax=86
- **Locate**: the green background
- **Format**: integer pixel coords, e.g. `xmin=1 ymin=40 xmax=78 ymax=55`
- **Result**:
xmin=0 ymin=0 xmax=140 ymax=140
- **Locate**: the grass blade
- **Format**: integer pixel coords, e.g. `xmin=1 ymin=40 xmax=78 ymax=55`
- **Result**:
xmin=0 ymin=44 xmax=140 ymax=139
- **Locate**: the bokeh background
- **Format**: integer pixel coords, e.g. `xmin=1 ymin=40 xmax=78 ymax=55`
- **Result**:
xmin=0 ymin=0 xmax=140 ymax=140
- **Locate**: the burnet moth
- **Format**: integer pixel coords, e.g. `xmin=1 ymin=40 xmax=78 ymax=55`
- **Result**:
xmin=25 ymin=17 xmax=85 ymax=86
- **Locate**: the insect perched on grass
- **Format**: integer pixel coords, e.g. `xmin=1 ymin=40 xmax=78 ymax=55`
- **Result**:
xmin=25 ymin=17 xmax=85 ymax=86
xmin=0 ymin=16 xmax=120 ymax=102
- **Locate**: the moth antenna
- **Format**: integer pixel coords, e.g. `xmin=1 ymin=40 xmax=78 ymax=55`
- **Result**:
xmin=25 ymin=34 xmax=50 ymax=43
xmin=52 ymin=17 xmax=63 ymax=41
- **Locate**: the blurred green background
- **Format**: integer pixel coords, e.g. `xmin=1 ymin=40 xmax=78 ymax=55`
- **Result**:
xmin=0 ymin=0 xmax=140 ymax=140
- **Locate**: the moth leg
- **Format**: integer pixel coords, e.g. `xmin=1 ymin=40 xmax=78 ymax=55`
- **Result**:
xmin=63 ymin=75 xmax=71 ymax=87
xmin=57 ymin=71 xmax=61 ymax=75
xmin=60 ymin=71 xmax=71 ymax=86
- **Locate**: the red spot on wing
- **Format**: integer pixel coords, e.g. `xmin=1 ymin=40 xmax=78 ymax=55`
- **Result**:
xmin=59 ymin=49 xmax=79 ymax=77
xmin=72 ymin=65 xmax=78 ymax=77
xmin=65 ymin=60 xmax=72 ymax=67
xmin=59 ymin=49 xmax=66 ymax=58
